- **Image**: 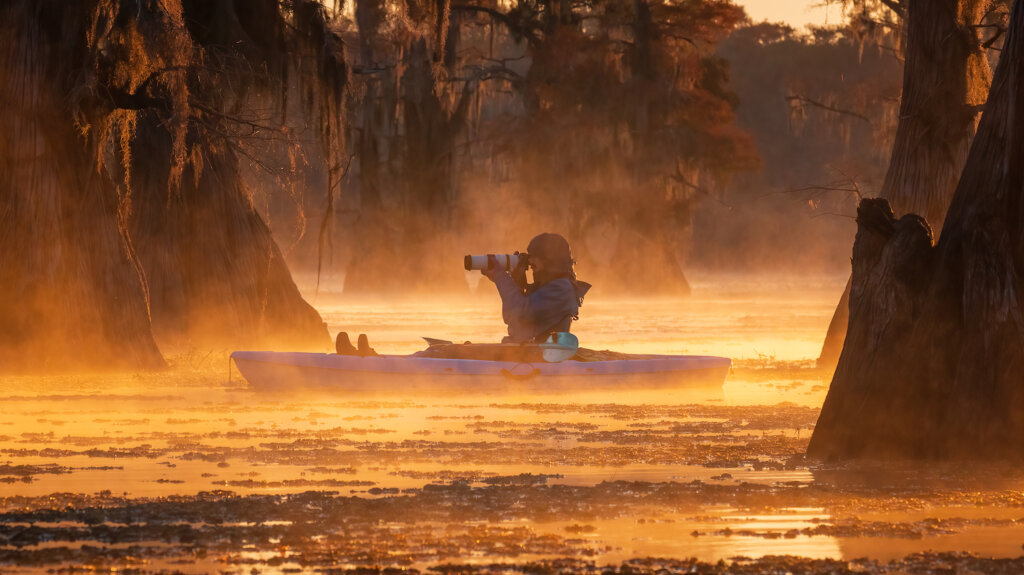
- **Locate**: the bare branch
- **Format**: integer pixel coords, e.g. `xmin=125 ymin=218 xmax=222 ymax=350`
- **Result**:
xmin=982 ymin=26 xmax=1006 ymax=50
xmin=190 ymin=101 xmax=280 ymax=134
xmin=661 ymin=34 xmax=697 ymax=47
xmin=450 ymin=3 xmax=540 ymax=46
xmin=668 ymin=164 xmax=732 ymax=209
xmin=453 ymin=64 xmax=527 ymax=89
xmin=810 ymin=211 xmax=857 ymax=220
xmin=351 ymin=65 xmax=398 ymax=75
xmin=479 ymin=54 xmax=530 ymax=65
xmin=830 ymin=165 xmax=864 ymax=201
xmin=855 ymin=14 xmax=901 ymax=31
xmin=765 ymin=165 xmax=864 ymax=204
xmin=878 ymin=0 xmax=905 ymax=19
xmin=765 ymin=183 xmax=860 ymax=197
xmin=786 ymin=95 xmax=871 ymax=124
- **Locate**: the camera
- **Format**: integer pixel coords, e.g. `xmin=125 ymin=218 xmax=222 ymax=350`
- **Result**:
xmin=464 ymin=253 xmax=528 ymax=271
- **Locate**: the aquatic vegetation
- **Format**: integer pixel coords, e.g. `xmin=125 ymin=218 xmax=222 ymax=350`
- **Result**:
xmin=1 ymin=296 xmax=1022 ymax=572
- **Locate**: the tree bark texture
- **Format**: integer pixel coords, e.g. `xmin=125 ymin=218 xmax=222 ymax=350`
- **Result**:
xmin=809 ymin=0 xmax=1024 ymax=459
xmin=128 ymin=118 xmax=329 ymax=350
xmin=817 ymin=0 xmax=991 ymax=371
xmin=0 ymin=9 xmax=165 ymax=371
xmin=881 ymin=0 xmax=990 ymax=229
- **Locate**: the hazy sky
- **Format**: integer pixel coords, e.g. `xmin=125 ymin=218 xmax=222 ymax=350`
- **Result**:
xmin=738 ymin=0 xmax=844 ymax=30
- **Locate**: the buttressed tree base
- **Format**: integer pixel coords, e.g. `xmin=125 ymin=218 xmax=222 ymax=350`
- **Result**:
xmin=810 ymin=0 xmax=1024 ymax=459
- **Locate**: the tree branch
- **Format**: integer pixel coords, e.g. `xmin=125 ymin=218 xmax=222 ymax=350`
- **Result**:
xmin=104 ymin=88 xmax=169 ymax=111
xmin=190 ymin=101 xmax=281 ymax=134
xmin=878 ymin=0 xmax=905 ymax=19
xmin=786 ymin=95 xmax=871 ymax=123
xmin=450 ymin=3 xmax=540 ymax=46
xmin=765 ymin=165 xmax=864 ymax=204
xmin=668 ymin=163 xmax=732 ymax=208
xmin=982 ymin=26 xmax=1006 ymax=50
xmin=455 ymin=64 xmax=527 ymax=87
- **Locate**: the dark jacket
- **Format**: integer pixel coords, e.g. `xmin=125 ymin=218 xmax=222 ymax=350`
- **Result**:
xmin=492 ymin=272 xmax=579 ymax=343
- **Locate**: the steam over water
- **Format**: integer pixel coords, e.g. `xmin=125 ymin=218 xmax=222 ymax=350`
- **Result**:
xmin=313 ymin=275 xmax=840 ymax=368
xmin=3 ymin=275 xmax=1024 ymax=573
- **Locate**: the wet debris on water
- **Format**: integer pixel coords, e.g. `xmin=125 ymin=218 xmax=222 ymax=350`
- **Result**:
xmin=212 ymin=479 xmax=376 ymax=489
xmin=688 ymin=516 xmax=1024 ymax=540
xmin=480 ymin=474 xmax=562 ymax=486
xmin=308 ymin=466 xmax=359 ymax=474
xmin=5 ymin=388 xmax=1024 ymax=573
xmin=0 ymin=463 xmax=71 ymax=476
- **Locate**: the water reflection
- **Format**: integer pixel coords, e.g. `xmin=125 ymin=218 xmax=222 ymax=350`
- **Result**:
xmin=4 ymin=279 xmax=1024 ymax=571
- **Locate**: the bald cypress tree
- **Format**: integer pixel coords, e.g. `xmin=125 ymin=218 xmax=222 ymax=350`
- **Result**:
xmin=817 ymin=0 xmax=993 ymax=370
xmin=810 ymin=0 xmax=1024 ymax=459
xmin=0 ymin=0 xmax=345 ymax=370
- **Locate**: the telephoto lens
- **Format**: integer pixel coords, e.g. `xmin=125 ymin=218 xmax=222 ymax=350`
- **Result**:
xmin=464 ymin=254 xmax=525 ymax=271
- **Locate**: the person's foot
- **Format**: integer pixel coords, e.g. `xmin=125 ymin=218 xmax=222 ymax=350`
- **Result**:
xmin=336 ymin=332 xmax=358 ymax=355
xmin=357 ymin=333 xmax=378 ymax=357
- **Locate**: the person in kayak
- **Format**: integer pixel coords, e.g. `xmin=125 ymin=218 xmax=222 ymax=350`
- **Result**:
xmin=481 ymin=232 xmax=591 ymax=343
xmin=338 ymin=232 xmax=589 ymax=357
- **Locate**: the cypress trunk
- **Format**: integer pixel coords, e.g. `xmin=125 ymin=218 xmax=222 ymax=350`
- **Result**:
xmin=2 ymin=0 xmax=344 ymax=368
xmin=128 ymin=118 xmax=330 ymax=350
xmin=809 ymin=0 xmax=1024 ymax=459
xmin=0 ymin=6 xmax=164 ymax=371
xmin=817 ymin=0 xmax=991 ymax=370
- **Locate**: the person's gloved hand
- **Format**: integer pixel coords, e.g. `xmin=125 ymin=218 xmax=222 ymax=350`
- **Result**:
xmin=481 ymin=254 xmax=502 ymax=281
xmin=511 ymin=251 xmax=529 ymax=290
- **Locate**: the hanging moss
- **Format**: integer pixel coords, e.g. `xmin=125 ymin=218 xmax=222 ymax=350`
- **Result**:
xmin=0 ymin=0 xmax=350 ymax=370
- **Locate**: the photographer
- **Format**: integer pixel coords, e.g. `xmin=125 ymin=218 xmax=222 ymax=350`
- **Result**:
xmin=481 ymin=233 xmax=591 ymax=343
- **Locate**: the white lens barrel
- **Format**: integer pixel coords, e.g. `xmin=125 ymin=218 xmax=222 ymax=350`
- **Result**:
xmin=464 ymin=254 xmax=521 ymax=271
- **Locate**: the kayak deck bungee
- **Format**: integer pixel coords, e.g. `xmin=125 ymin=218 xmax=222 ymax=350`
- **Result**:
xmin=230 ymin=350 xmax=731 ymax=392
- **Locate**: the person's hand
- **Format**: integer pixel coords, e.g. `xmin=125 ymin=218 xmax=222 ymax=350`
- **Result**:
xmin=511 ymin=252 xmax=529 ymax=290
xmin=481 ymin=255 xmax=502 ymax=281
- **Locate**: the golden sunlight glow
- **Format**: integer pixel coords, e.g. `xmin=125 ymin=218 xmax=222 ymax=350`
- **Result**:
xmin=737 ymin=0 xmax=844 ymax=29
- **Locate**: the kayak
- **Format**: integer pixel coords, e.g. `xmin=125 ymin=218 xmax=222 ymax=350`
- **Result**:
xmin=230 ymin=350 xmax=731 ymax=393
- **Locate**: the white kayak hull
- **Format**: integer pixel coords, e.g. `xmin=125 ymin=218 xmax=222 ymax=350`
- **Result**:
xmin=231 ymin=351 xmax=731 ymax=393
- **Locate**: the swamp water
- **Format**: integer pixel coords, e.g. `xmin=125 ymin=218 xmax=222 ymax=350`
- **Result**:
xmin=3 ymin=276 xmax=1024 ymax=573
